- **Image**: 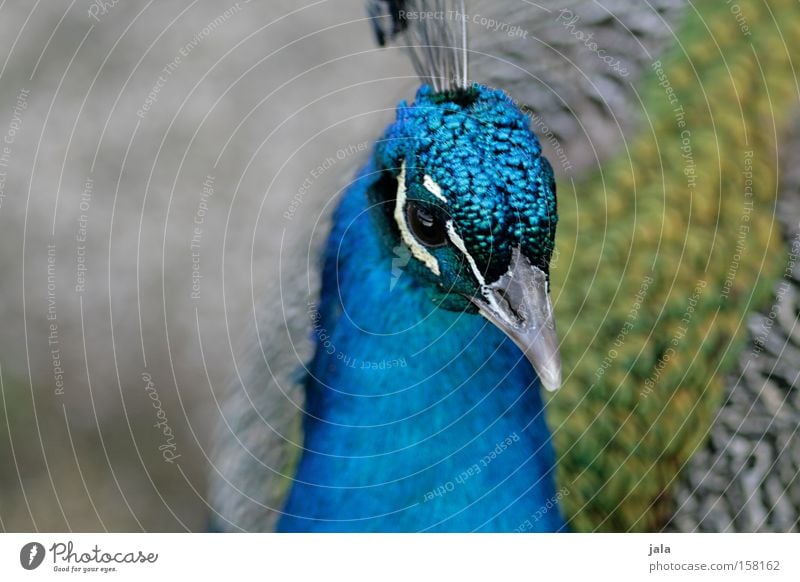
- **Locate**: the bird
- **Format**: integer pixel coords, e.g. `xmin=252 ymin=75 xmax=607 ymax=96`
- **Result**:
xmin=208 ymin=0 xmax=800 ymax=532
xmin=279 ymin=7 xmax=564 ymax=533
xmin=213 ymin=0 xmax=565 ymax=532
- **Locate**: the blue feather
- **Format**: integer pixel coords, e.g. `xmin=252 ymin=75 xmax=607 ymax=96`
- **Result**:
xmin=278 ymin=153 xmax=564 ymax=532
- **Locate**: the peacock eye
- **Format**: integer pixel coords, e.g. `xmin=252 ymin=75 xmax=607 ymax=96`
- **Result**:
xmin=406 ymin=200 xmax=448 ymax=248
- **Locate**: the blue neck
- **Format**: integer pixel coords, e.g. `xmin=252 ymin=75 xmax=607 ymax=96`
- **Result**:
xmin=278 ymin=163 xmax=564 ymax=532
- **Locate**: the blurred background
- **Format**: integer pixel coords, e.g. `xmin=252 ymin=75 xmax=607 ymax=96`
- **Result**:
xmin=0 ymin=0 xmax=797 ymax=532
xmin=0 ymin=0 xmax=414 ymax=531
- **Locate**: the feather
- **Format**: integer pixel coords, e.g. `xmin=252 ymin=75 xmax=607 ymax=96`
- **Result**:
xmin=668 ymin=118 xmax=800 ymax=533
xmin=466 ymin=0 xmax=685 ymax=174
xmin=368 ymin=0 xmax=469 ymax=92
xmin=369 ymin=0 xmax=686 ymax=175
xmin=367 ymin=0 xmax=408 ymax=46
xmin=210 ymin=0 xmax=800 ymax=533
xmin=208 ymin=262 xmax=314 ymax=531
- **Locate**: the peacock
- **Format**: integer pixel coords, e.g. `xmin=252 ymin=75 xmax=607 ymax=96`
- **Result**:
xmin=209 ymin=0 xmax=800 ymax=532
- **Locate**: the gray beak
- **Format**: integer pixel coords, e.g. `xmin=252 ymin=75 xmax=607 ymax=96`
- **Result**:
xmin=468 ymin=247 xmax=562 ymax=391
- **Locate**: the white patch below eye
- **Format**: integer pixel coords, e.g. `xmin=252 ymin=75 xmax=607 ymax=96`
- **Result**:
xmin=394 ymin=162 xmax=441 ymax=276
xmin=446 ymin=220 xmax=485 ymax=287
xmin=423 ymin=174 xmax=448 ymax=203
xmin=447 ymin=220 xmax=509 ymax=316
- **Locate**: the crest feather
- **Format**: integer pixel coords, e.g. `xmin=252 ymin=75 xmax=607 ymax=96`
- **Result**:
xmin=368 ymin=0 xmax=469 ymax=93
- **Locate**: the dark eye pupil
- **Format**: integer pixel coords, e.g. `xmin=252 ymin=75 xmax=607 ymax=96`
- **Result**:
xmin=406 ymin=200 xmax=447 ymax=247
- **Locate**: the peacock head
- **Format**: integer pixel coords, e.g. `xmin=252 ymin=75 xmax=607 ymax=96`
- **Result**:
xmin=368 ymin=83 xmax=561 ymax=390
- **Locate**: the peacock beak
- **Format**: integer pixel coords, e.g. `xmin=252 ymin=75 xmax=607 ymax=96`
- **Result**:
xmin=468 ymin=246 xmax=562 ymax=391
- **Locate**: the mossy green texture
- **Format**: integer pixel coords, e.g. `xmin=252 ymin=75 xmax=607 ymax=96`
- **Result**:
xmin=549 ymin=0 xmax=798 ymax=531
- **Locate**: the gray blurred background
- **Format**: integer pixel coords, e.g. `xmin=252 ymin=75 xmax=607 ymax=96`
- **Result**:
xmin=0 ymin=0 xmax=416 ymax=531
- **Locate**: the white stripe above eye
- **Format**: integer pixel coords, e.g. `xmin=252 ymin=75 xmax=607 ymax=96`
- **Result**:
xmin=394 ymin=162 xmax=441 ymax=276
xmin=423 ymin=174 xmax=448 ymax=203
